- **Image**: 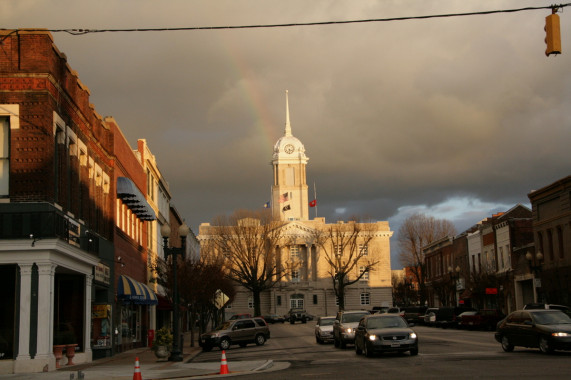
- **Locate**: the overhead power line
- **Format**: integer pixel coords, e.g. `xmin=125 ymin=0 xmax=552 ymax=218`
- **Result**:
xmin=2 ymin=3 xmax=569 ymax=36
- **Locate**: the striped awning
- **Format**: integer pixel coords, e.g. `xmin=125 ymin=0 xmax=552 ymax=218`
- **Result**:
xmin=117 ymin=275 xmax=158 ymax=305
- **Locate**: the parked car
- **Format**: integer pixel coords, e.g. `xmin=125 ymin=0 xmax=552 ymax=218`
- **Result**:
xmin=458 ymin=309 xmax=505 ymax=331
xmin=387 ymin=307 xmax=405 ymax=317
xmin=370 ymin=306 xmax=389 ymax=314
xmin=495 ymin=309 xmax=571 ymax=354
xmin=434 ymin=306 xmax=476 ymax=328
xmin=315 ymin=316 xmax=336 ymax=344
xmin=286 ymin=309 xmax=311 ymax=324
xmin=403 ymin=306 xmax=427 ymax=324
xmin=524 ymin=303 xmax=571 ymax=317
xmin=229 ymin=313 xmax=252 ymax=320
xmin=423 ymin=308 xmax=439 ymax=326
xmin=354 ymin=314 xmax=418 ymax=357
xmin=200 ymin=317 xmax=270 ymax=351
xmin=262 ymin=314 xmax=285 ymax=324
xmin=333 ymin=310 xmax=371 ymax=348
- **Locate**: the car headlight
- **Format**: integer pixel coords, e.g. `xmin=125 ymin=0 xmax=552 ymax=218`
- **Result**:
xmin=552 ymin=332 xmax=570 ymax=337
xmin=345 ymin=328 xmax=353 ymax=334
xmin=368 ymin=334 xmax=377 ymax=341
xmin=410 ymin=332 xmax=417 ymax=339
xmin=211 ymin=332 xmax=220 ymax=338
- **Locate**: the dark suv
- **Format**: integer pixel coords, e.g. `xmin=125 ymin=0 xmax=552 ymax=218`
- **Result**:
xmin=333 ymin=310 xmax=371 ymax=348
xmin=287 ymin=309 xmax=311 ymax=324
xmin=435 ymin=306 xmax=476 ymax=328
xmin=200 ymin=317 xmax=270 ymax=351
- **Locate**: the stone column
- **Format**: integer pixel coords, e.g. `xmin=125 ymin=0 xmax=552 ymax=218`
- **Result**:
xmin=35 ymin=264 xmax=56 ymax=363
xmin=84 ymin=274 xmax=93 ymax=361
xmin=16 ymin=264 xmax=33 ymax=361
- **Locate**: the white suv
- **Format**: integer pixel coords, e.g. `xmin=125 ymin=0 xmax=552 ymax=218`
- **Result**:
xmin=333 ymin=310 xmax=370 ymax=348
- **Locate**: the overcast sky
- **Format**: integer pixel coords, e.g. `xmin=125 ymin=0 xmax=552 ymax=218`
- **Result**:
xmin=5 ymin=1 xmax=571 ymax=269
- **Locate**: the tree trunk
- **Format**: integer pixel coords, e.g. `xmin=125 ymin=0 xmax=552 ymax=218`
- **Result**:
xmin=253 ymin=289 xmax=262 ymax=317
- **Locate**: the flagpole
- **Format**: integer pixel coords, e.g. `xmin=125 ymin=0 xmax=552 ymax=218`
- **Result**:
xmin=313 ymin=182 xmax=317 ymax=218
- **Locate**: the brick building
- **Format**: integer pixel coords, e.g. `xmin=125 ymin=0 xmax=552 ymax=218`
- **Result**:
xmin=0 ymin=29 xmax=115 ymax=373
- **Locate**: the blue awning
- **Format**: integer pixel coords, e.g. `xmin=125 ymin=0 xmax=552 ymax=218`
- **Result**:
xmin=117 ymin=275 xmax=158 ymax=305
xmin=116 ymin=177 xmax=156 ymax=221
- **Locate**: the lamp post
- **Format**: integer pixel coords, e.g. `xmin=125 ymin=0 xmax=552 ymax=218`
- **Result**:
xmin=448 ymin=265 xmax=461 ymax=306
xmin=160 ymin=222 xmax=190 ymax=362
xmin=526 ymin=251 xmax=543 ymax=303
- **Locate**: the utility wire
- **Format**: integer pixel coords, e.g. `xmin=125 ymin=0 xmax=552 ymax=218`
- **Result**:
xmin=1 ymin=3 xmax=569 ymax=36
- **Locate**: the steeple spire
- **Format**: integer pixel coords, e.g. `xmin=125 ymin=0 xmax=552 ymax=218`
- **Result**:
xmin=284 ymin=90 xmax=292 ymax=137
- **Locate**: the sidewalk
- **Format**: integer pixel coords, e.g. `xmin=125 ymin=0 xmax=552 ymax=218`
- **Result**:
xmin=0 ymin=333 xmax=286 ymax=380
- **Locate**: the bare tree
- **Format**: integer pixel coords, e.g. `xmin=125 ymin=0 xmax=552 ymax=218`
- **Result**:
xmin=311 ymin=220 xmax=380 ymax=311
xmin=151 ymin=256 xmax=236 ymax=346
xmin=397 ymin=213 xmax=456 ymax=305
xmin=199 ymin=209 xmax=290 ymax=317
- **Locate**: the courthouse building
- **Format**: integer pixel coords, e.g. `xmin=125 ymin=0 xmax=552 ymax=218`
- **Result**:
xmin=199 ymin=92 xmax=393 ymax=317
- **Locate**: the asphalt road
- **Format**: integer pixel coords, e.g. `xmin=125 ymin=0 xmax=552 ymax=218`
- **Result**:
xmin=191 ymin=320 xmax=571 ymax=379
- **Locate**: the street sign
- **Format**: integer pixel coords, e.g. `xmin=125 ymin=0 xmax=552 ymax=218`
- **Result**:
xmin=214 ymin=290 xmax=229 ymax=309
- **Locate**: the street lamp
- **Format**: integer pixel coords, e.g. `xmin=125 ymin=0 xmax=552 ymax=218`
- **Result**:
xmin=526 ymin=251 xmax=543 ymax=274
xmin=448 ymin=266 xmax=461 ymax=306
xmin=160 ymin=222 xmax=190 ymax=362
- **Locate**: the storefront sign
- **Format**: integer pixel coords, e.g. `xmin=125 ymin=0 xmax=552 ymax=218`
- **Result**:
xmin=485 ymin=287 xmax=498 ymax=295
xmin=95 ymin=263 xmax=110 ymax=285
xmin=92 ymin=304 xmax=110 ymax=319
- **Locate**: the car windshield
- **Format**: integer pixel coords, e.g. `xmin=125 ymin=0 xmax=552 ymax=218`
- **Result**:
xmin=342 ymin=312 xmax=369 ymax=323
xmin=214 ymin=322 xmax=232 ymax=331
xmin=532 ymin=311 xmax=571 ymax=325
xmin=367 ymin=317 xmax=408 ymax=329
xmin=319 ymin=318 xmax=335 ymax=326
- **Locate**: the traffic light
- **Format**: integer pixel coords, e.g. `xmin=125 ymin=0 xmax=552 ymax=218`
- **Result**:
xmin=545 ymin=13 xmax=561 ymax=56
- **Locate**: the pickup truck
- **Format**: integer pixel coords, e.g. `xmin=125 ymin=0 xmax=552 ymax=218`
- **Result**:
xmin=458 ymin=309 xmax=505 ymax=331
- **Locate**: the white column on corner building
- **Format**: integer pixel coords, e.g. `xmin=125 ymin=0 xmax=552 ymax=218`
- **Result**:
xmin=16 ymin=264 xmax=33 ymax=361
xmin=84 ymin=274 xmax=93 ymax=359
xmin=36 ymin=263 xmax=56 ymax=360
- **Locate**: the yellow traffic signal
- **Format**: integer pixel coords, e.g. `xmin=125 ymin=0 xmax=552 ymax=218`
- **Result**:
xmin=545 ymin=13 xmax=561 ymax=56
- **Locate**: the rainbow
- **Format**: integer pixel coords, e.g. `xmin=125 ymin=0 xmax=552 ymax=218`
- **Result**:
xmin=219 ymin=34 xmax=281 ymax=152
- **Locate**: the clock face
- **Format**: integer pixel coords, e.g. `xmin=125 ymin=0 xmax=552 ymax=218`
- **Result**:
xmin=284 ymin=144 xmax=294 ymax=154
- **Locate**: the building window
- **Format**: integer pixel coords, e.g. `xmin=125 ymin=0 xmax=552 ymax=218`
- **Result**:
xmin=359 ymin=266 xmax=369 ymax=281
xmin=226 ymin=303 xmax=232 ymax=309
xmin=547 ymin=229 xmax=554 ymax=261
xmin=291 ymin=270 xmax=300 ymax=282
xmin=290 ymin=294 xmax=304 ymax=309
xmin=0 ymin=117 xmax=9 ymax=197
xmin=313 ymin=294 xmax=318 ymax=305
xmin=359 ymin=244 xmax=368 ymax=256
xmin=557 ymin=227 xmax=564 ymax=259
xmin=499 ymin=247 xmax=504 ymax=270
xmin=360 ymin=292 xmax=370 ymax=306
xmin=248 ymin=296 xmax=254 ymax=309
xmin=334 ymin=244 xmax=342 ymax=256
xmin=290 ymin=246 xmax=300 ymax=260
xmin=276 ymin=295 xmax=282 ymax=306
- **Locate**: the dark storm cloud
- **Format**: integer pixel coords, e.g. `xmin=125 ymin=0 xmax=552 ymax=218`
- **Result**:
xmin=6 ymin=0 xmax=571 ymax=268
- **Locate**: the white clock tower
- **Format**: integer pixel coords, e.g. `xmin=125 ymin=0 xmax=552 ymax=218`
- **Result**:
xmin=271 ymin=91 xmax=309 ymax=221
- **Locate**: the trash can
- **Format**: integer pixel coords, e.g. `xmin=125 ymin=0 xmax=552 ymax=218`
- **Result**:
xmin=147 ymin=329 xmax=155 ymax=347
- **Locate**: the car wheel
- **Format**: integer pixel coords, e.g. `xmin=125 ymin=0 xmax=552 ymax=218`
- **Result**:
xmin=202 ymin=345 xmax=212 ymax=352
xmin=539 ymin=337 xmax=553 ymax=354
xmin=302 ymin=318 xmax=307 ymax=324
xmin=355 ymin=341 xmax=362 ymax=355
xmin=410 ymin=347 xmax=419 ymax=356
xmin=501 ymin=336 xmax=514 ymax=352
xmin=219 ymin=338 xmax=231 ymax=351
xmin=316 ymin=336 xmax=321 ymax=344
xmin=255 ymin=334 xmax=266 ymax=346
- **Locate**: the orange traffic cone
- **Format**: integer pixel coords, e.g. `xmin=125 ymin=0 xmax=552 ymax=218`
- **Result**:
xmin=219 ymin=350 xmax=229 ymax=375
xmin=133 ymin=357 xmax=143 ymax=380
